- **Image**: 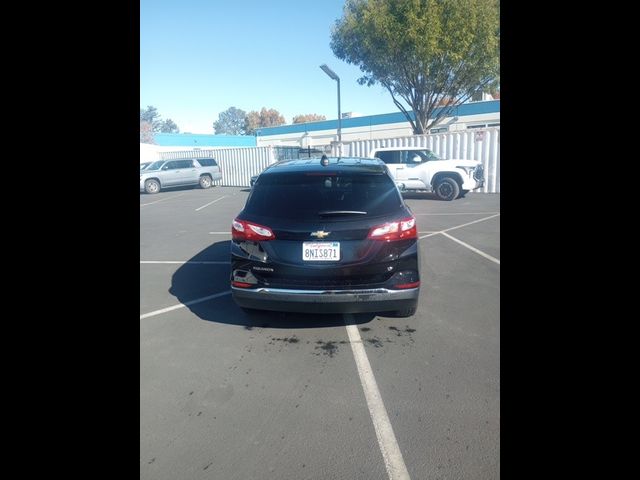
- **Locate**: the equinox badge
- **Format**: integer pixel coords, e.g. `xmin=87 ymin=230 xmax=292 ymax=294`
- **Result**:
xmin=310 ymin=230 xmax=331 ymax=239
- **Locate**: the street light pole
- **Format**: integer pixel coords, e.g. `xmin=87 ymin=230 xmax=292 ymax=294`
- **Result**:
xmin=336 ymin=77 xmax=341 ymax=144
xmin=320 ymin=64 xmax=342 ymax=147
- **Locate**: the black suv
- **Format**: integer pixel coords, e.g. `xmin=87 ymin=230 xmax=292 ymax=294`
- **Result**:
xmin=230 ymin=157 xmax=420 ymax=316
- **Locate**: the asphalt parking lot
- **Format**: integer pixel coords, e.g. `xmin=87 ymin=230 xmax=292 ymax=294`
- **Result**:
xmin=140 ymin=186 xmax=500 ymax=480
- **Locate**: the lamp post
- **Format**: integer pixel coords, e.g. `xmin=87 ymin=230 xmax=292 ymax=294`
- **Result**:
xmin=320 ymin=64 xmax=341 ymax=151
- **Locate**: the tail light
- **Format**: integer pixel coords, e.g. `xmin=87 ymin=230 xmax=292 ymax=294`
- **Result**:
xmin=232 ymin=218 xmax=275 ymax=241
xmin=392 ymin=281 xmax=420 ymax=289
xmin=368 ymin=216 xmax=417 ymax=241
xmin=390 ymin=270 xmax=420 ymax=289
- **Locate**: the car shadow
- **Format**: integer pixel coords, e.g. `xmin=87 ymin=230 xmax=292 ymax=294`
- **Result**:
xmin=140 ymin=184 xmax=224 ymax=196
xmin=169 ymin=240 xmax=375 ymax=329
xmin=401 ymin=191 xmax=468 ymax=200
xmin=401 ymin=192 xmax=439 ymax=200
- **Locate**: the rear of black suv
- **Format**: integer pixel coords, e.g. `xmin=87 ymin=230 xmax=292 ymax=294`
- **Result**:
xmin=230 ymin=157 xmax=420 ymax=316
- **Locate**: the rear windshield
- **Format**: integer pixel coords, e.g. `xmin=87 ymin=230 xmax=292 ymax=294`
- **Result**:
xmin=244 ymin=172 xmax=402 ymax=219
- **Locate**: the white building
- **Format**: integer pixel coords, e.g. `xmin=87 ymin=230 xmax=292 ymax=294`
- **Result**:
xmin=256 ymin=99 xmax=500 ymax=149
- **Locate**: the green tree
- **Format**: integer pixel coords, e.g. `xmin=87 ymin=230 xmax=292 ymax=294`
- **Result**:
xmin=213 ymin=107 xmax=247 ymax=135
xmin=159 ymin=119 xmax=179 ymax=133
xmin=140 ymin=106 xmax=162 ymax=132
xmin=244 ymin=108 xmax=286 ymax=135
xmin=331 ymin=0 xmax=500 ymax=134
xmin=292 ymin=113 xmax=327 ymax=124
xmin=140 ymin=106 xmax=180 ymax=133
xmin=140 ymin=120 xmax=155 ymax=144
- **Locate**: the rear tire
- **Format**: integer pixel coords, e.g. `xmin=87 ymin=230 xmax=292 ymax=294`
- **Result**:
xmin=383 ymin=306 xmax=417 ymax=317
xmin=199 ymin=175 xmax=212 ymax=189
xmin=393 ymin=306 xmax=417 ymax=317
xmin=144 ymin=179 xmax=160 ymax=194
xmin=434 ymin=177 xmax=460 ymax=201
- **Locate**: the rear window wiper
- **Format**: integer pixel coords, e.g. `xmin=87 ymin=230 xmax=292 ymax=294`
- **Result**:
xmin=317 ymin=210 xmax=367 ymax=216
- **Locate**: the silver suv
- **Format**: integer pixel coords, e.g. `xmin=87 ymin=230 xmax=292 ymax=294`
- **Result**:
xmin=140 ymin=158 xmax=222 ymax=194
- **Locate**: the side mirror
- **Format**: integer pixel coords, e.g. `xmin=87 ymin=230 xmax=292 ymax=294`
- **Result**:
xmin=410 ymin=155 xmax=421 ymax=163
xmin=162 ymin=165 xmax=169 ymax=171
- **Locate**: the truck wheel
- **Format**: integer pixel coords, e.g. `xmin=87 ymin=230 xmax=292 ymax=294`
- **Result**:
xmin=144 ymin=179 xmax=160 ymax=194
xmin=199 ymin=175 xmax=212 ymax=189
xmin=434 ymin=177 xmax=460 ymax=201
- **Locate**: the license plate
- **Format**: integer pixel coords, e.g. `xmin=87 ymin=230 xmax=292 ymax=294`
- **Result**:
xmin=302 ymin=242 xmax=340 ymax=261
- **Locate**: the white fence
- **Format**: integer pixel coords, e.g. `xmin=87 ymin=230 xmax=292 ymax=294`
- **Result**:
xmin=343 ymin=128 xmax=500 ymax=193
xmin=161 ymin=147 xmax=276 ymax=187
xmin=157 ymin=128 xmax=499 ymax=192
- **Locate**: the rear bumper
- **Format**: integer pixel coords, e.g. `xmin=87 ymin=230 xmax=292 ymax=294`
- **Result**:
xmin=232 ymin=286 xmax=419 ymax=314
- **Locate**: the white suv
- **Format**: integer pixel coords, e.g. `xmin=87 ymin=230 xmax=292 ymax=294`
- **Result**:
xmin=140 ymin=158 xmax=222 ymax=194
xmin=368 ymin=147 xmax=484 ymax=200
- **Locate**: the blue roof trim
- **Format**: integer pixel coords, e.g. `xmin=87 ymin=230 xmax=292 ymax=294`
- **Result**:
xmin=258 ymin=100 xmax=500 ymax=136
xmin=154 ymin=133 xmax=256 ymax=147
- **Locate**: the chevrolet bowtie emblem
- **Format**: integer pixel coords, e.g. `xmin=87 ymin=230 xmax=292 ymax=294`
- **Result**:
xmin=310 ymin=230 xmax=331 ymax=239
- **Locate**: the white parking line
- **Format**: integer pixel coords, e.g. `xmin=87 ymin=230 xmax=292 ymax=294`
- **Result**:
xmin=441 ymin=232 xmax=500 ymax=265
xmin=414 ymin=212 xmax=500 ymax=216
xmin=140 ymin=291 xmax=231 ymax=319
xmin=441 ymin=213 xmax=500 ymax=233
xmin=140 ymin=193 xmax=187 ymax=207
xmin=140 ymin=261 xmax=229 ymax=265
xmin=419 ymin=232 xmax=440 ymax=239
xmin=419 ymin=213 xmax=500 ymax=239
xmin=195 ymin=195 xmax=227 ymax=212
xmin=345 ymin=319 xmax=411 ymax=480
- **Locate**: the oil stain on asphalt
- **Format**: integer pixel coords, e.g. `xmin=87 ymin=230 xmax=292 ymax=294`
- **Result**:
xmin=314 ymin=340 xmax=349 ymax=357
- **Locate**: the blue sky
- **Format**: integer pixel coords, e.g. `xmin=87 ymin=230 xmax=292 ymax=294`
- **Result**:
xmin=140 ymin=0 xmax=402 ymax=134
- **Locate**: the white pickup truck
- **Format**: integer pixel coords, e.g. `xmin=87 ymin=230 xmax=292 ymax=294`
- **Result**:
xmin=368 ymin=147 xmax=484 ymax=201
